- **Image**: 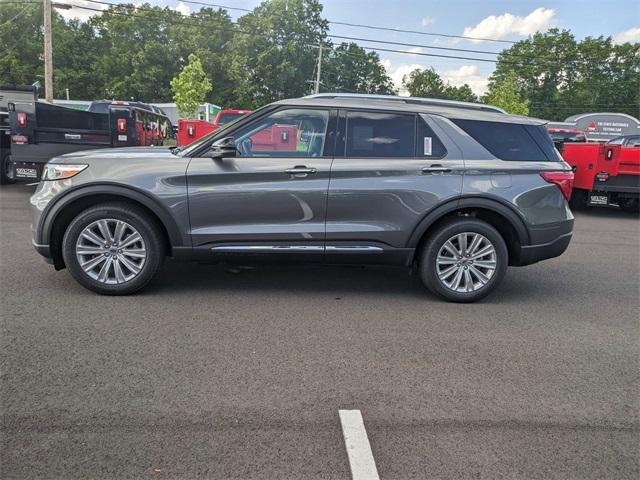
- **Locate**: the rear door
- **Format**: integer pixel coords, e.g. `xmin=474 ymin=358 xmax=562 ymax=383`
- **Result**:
xmin=325 ymin=109 xmax=464 ymax=258
xmin=186 ymin=107 xmax=336 ymax=252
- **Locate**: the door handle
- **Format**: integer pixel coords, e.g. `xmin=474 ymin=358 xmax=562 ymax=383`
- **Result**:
xmin=422 ymin=164 xmax=452 ymax=174
xmin=285 ymin=166 xmax=317 ymax=175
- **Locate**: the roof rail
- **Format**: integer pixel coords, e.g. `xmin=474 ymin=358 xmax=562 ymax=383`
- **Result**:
xmin=304 ymin=93 xmax=506 ymax=114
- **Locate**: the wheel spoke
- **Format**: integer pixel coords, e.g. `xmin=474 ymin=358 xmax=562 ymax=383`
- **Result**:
xmin=97 ymin=257 xmax=113 ymax=282
xmin=81 ymin=254 xmax=107 ymax=272
xmin=457 ymin=233 xmax=468 ymax=256
xmin=439 ymin=264 xmax=459 ymax=280
xmin=118 ymin=254 xmax=141 ymax=274
xmin=113 ymin=259 xmax=126 ymax=284
xmin=473 ymin=259 xmax=496 ymax=270
xmin=81 ymin=230 xmax=105 ymax=247
xmin=113 ymin=221 xmax=126 ymax=244
xmin=449 ymin=267 xmax=464 ymax=290
xmin=120 ymin=232 xmax=142 ymax=249
xmin=97 ymin=220 xmax=113 ymax=244
xmin=468 ymin=234 xmax=483 ymax=256
xmin=469 ymin=265 xmax=490 ymax=284
xmin=121 ymin=248 xmax=146 ymax=259
xmin=437 ymin=255 xmax=458 ymax=265
xmin=442 ymin=240 xmax=460 ymax=258
xmin=470 ymin=244 xmax=494 ymax=260
xmin=77 ymin=246 xmax=105 ymax=256
xmin=464 ymin=269 xmax=474 ymax=292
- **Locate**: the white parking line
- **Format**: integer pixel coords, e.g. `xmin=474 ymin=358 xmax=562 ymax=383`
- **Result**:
xmin=339 ymin=409 xmax=380 ymax=480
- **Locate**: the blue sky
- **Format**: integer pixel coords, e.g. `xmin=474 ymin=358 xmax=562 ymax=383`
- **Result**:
xmin=59 ymin=0 xmax=640 ymax=95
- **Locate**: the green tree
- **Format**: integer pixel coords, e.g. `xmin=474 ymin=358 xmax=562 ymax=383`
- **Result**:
xmin=0 ymin=2 xmax=45 ymax=86
xmin=229 ymin=0 xmax=329 ymax=108
xmin=402 ymin=67 xmax=478 ymax=102
xmin=490 ymin=28 xmax=640 ymax=120
xmin=322 ymin=42 xmax=395 ymax=94
xmin=170 ymin=53 xmax=212 ymax=118
xmin=482 ymin=71 xmax=529 ymax=115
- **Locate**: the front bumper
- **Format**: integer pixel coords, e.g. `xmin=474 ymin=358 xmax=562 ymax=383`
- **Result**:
xmin=32 ymin=239 xmax=54 ymax=264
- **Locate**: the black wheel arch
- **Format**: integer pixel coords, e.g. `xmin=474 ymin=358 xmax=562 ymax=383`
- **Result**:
xmin=407 ymin=196 xmax=531 ymax=265
xmin=39 ymin=184 xmax=185 ymax=269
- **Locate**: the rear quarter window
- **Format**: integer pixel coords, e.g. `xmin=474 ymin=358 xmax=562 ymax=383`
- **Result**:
xmin=453 ymin=119 xmax=560 ymax=161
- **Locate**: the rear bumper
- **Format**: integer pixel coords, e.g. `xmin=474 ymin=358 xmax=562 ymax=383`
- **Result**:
xmin=516 ymin=232 xmax=572 ymax=266
xmin=513 ymin=217 xmax=574 ymax=266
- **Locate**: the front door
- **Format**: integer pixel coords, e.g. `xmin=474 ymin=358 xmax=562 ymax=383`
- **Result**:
xmin=187 ymin=107 xmax=335 ymax=253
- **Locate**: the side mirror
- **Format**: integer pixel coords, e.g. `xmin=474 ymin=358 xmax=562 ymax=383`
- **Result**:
xmin=205 ymin=136 xmax=236 ymax=159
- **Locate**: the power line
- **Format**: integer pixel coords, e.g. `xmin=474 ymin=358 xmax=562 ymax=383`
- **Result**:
xmin=63 ymin=0 xmax=593 ymax=71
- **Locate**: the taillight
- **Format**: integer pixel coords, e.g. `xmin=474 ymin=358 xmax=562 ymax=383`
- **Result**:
xmin=17 ymin=112 xmax=27 ymax=128
xmin=540 ymin=171 xmax=574 ymax=201
xmin=188 ymin=125 xmax=195 ymax=137
xmin=117 ymin=118 xmax=127 ymax=133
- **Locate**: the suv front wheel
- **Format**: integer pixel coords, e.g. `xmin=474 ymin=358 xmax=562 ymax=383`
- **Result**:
xmin=62 ymin=202 xmax=165 ymax=295
xmin=419 ymin=218 xmax=508 ymax=302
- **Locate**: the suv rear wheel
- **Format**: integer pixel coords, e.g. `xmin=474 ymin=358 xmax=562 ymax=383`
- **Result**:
xmin=419 ymin=218 xmax=508 ymax=302
xmin=62 ymin=202 xmax=165 ymax=295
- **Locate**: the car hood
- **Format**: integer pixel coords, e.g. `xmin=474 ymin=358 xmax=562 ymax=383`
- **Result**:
xmin=53 ymin=146 xmax=175 ymax=162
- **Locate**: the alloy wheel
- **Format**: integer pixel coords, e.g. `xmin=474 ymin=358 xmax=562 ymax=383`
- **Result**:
xmin=75 ymin=218 xmax=147 ymax=284
xmin=436 ymin=232 xmax=497 ymax=293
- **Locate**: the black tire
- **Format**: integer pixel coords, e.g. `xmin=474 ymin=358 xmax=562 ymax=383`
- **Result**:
xmin=62 ymin=202 xmax=165 ymax=295
xmin=419 ymin=218 xmax=508 ymax=303
xmin=0 ymin=151 xmax=16 ymax=185
xmin=619 ymin=199 xmax=639 ymax=215
xmin=569 ymin=189 xmax=587 ymax=210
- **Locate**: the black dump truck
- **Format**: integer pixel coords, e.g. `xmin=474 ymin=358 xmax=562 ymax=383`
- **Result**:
xmin=1 ymin=85 xmax=172 ymax=184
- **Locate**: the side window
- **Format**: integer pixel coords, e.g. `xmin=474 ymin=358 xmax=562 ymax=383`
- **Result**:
xmin=234 ymin=108 xmax=329 ymax=157
xmin=346 ymin=111 xmax=415 ymax=158
xmin=417 ymin=117 xmax=446 ymax=158
xmin=452 ymin=119 xmax=558 ymax=161
xmin=626 ymin=136 xmax=640 ymax=147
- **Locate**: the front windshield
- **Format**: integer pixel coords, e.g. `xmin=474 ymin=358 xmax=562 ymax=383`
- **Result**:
xmin=178 ymin=105 xmax=272 ymax=157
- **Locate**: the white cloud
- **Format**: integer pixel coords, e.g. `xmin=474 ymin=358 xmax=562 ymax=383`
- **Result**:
xmin=54 ymin=1 xmax=108 ymax=22
xmin=461 ymin=7 xmax=555 ymax=43
xmin=174 ymin=1 xmax=191 ymax=16
xmin=407 ymin=47 xmax=424 ymax=55
xmin=381 ymin=59 xmax=426 ymax=96
xmin=441 ymin=65 xmax=489 ymax=96
xmin=54 ymin=0 xmax=192 ymax=22
xmin=613 ymin=27 xmax=640 ymax=44
xmin=421 ymin=16 xmax=435 ymax=27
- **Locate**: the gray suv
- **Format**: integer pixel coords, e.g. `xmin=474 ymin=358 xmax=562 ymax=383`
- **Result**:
xmin=30 ymin=94 xmax=574 ymax=302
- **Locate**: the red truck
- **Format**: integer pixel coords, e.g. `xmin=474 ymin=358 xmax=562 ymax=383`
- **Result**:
xmin=560 ymin=139 xmax=639 ymax=212
xmin=177 ymin=109 xmax=251 ymax=146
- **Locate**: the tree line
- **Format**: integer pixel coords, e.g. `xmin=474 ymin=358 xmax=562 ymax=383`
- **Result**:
xmin=1 ymin=0 xmax=638 ymax=120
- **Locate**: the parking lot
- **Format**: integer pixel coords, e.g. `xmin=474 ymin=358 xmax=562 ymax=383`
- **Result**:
xmin=0 ymin=182 xmax=638 ymax=479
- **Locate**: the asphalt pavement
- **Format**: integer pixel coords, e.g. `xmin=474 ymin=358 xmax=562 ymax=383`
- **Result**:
xmin=1 ymin=183 xmax=638 ymax=479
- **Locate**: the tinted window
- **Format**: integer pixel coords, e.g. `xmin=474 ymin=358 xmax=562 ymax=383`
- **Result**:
xmin=346 ymin=111 xmax=415 ymax=158
xmin=218 ymin=113 xmax=245 ymax=125
xmin=417 ymin=117 xmax=446 ymax=157
xmin=453 ymin=119 xmax=558 ymax=161
xmin=233 ymin=108 xmax=329 ymax=158
xmin=607 ymin=137 xmax=625 ymax=145
xmin=626 ymin=136 xmax=640 ymax=147
xmin=549 ymin=131 xmax=586 ymax=143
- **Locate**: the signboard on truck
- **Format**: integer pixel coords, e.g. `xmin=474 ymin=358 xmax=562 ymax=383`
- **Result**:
xmin=548 ymin=112 xmax=640 ymax=142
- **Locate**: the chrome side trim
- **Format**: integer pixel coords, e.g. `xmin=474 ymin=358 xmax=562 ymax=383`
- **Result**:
xmin=210 ymin=245 xmax=384 ymax=253
xmin=325 ymin=246 xmax=383 ymax=253
xmin=211 ymin=245 xmax=324 ymax=253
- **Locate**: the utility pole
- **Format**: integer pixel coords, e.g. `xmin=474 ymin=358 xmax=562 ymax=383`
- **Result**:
xmin=314 ymin=44 xmax=323 ymax=95
xmin=43 ymin=0 xmax=53 ymax=103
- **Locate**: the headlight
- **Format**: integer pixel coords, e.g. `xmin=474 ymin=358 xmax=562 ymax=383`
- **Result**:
xmin=42 ymin=164 xmax=88 ymax=181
